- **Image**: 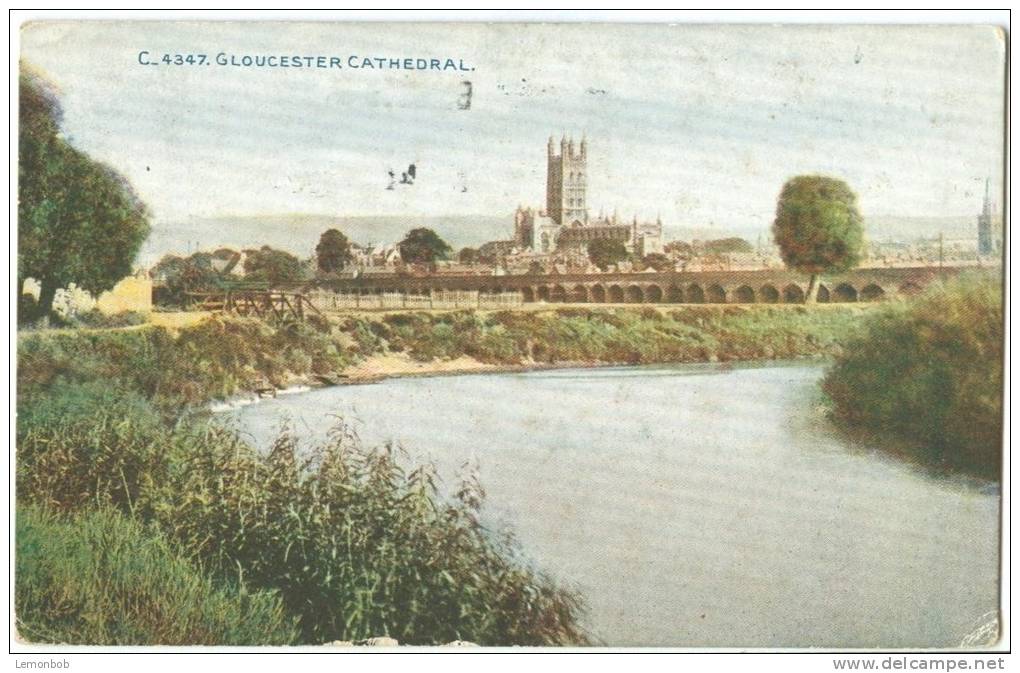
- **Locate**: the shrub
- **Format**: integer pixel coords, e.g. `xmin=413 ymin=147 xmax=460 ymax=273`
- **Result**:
xmin=16 ymin=506 xmax=297 ymax=645
xmin=822 ymin=276 xmax=1003 ymax=479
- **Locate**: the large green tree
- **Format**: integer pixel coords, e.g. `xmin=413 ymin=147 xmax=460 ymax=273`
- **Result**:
xmin=587 ymin=238 xmax=628 ymax=271
xmin=18 ymin=71 xmax=150 ymax=317
xmin=399 ymin=228 xmax=451 ymax=265
xmin=242 ymin=246 xmax=305 ymax=286
xmin=772 ymin=175 xmax=863 ymax=303
xmin=315 ymin=228 xmax=353 ymax=274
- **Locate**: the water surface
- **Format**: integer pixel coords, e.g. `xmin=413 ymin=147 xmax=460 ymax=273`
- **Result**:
xmin=229 ymin=362 xmax=999 ymax=647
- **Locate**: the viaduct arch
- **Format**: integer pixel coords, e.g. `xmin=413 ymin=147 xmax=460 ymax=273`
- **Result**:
xmin=313 ymin=266 xmax=983 ymax=307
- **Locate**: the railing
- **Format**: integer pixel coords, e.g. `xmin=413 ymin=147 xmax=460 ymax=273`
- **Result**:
xmin=305 ymin=290 xmax=523 ymax=312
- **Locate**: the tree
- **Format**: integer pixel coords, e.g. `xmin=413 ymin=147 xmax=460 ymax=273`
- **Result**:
xmin=242 ymin=246 xmax=305 ymax=286
xmin=152 ymin=252 xmax=222 ymax=306
xmin=458 ymin=247 xmax=479 ymax=265
xmin=315 ymin=228 xmax=353 ymax=274
xmin=18 ymin=71 xmax=150 ymax=317
xmin=399 ymin=228 xmax=451 ymax=265
xmin=704 ymin=237 xmax=754 ymax=254
xmin=587 ymin=238 xmax=628 ymax=271
xmin=642 ymin=252 xmax=672 ymax=272
xmin=772 ymin=175 xmax=863 ymax=303
xmin=664 ymin=240 xmax=693 ymax=257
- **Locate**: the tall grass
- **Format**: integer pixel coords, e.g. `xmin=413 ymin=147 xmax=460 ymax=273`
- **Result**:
xmin=822 ymin=275 xmax=1003 ymax=480
xmin=17 ymin=382 xmax=588 ymax=645
xmin=16 ymin=506 xmax=297 ymax=645
xmin=17 ymin=380 xmax=168 ymax=516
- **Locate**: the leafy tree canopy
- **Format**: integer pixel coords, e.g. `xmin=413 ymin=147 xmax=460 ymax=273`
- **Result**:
xmin=704 ymin=237 xmax=754 ymax=254
xmin=18 ymin=70 xmax=150 ymax=315
xmin=399 ymin=228 xmax=451 ymax=264
xmin=242 ymin=246 xmax=305 ymax=286
xmin=772 ymin=175 xmax=863 ymax=302
xmin=315 ymin=228 xmax=353 ymax=274
xmin=664 ymin=240 xmax=693 ymax=256
xmin=152 ymin=252 xmax=224 ymax=306
xmin=587 ymin=238 xmax=628 ymax=271
xmin=458 ymin=247 xmax=479 ymax=264
xmin=772 ymin=175 xmax=863 ymax=275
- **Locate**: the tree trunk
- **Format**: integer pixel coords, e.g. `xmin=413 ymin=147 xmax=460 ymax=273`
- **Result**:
xmin=804 ymin=274 xmax=819 ymax=304
xmin=37 ymin=281 xmax=58 ymax=318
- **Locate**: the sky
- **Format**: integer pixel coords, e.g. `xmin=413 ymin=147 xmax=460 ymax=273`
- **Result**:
xmin=19 ymin=21 xmax=1006 ymax=250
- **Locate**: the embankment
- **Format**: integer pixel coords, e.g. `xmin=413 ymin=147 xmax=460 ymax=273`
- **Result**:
xmin=18 ymin=304 xmax=870 ymax=410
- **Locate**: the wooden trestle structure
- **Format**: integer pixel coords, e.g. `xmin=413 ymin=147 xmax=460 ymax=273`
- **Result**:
xmin=189 ymin=290 xmax=322 ymax=321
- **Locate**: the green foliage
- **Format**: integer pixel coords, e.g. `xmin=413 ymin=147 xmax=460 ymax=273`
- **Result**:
xmin=151 ymin=425 xmax=588 ymax=645
xmin=822 ymin=276 xmax=1003 ymax=480
xmin=399 ymin=228 xmax=452 ymax=264
xmin=16 ymin=380 xmax=589 ymax=645
xmin=587 ymin=238 xmax=629 ymax=270
xmin=16 ymin=506 xmax=297 ymax=645
xmin=376 ymin=306 xmax=862 ymax=366
xmin=664 ymin=240 xmax=693 ymax=256
xmin=17 ymin=316 xmax=354 ymax=412
xmin=243 ymin=246 xmax=306 ymax=286
xmin=315 ymin=229 xmax=353 ymax=274
xmin=17 ymin=380 xmax=168 ymax=516
xmin=152 ymin=252 xmax=224 ymax=306
xmin=772 ymin=175 xmax=863 ymax=276
xmin=54 ymin=308 xmax=148 ymax=329
xmin=703 ymin=237 xmax=754 ymax=254
xmin=458 ymin=247 xmax=479 ymax=264
xmin=18 ymin=71 xmax=150 ymax=314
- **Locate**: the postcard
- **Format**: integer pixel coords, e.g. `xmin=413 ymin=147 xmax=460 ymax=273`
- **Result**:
xmin=14 ymin=20 xmax=1006 ymax=650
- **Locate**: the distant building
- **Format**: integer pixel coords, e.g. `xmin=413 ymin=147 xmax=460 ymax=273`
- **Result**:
xmin=512 ymin=136 xmax=663 ymax=255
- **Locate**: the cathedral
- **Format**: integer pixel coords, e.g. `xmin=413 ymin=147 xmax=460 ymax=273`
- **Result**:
xmin=512 ymin=136 xmax=663 ymax=256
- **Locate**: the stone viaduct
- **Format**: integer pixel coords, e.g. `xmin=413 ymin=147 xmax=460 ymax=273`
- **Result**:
xmin=315 ymin=266 xmax=981 ymax=305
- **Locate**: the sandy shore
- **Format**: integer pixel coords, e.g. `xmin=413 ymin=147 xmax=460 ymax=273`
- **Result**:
xmin=337 ymin=352 xmax=611 ymax=383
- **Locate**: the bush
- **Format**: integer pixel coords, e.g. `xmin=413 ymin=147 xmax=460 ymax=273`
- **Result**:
xmin=70 ymin=308 xmax=149 ymax=329
xmin=16 ymin=506 xmax=297 ymax=645
xmin=822 ymin=276 xmax=1003 ymax=479
xmin=17 ymin=316 xmax=356 ymax=410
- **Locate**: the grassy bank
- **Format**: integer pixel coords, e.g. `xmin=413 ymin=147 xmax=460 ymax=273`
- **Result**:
xmin=18 ymin=305 xmax=869 ymax=411
xmin=822 ymin=277 xmax=1003 ymax=481
xmin=16 ymin=380 xmax=586 ymax=645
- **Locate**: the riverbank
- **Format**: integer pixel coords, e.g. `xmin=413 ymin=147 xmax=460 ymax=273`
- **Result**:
xmin=17 ymin=304 xmax=872 ymax=412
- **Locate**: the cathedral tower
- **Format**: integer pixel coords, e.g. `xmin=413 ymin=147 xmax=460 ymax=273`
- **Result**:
xmin=546 ymin=135 xmax=588 ymax=225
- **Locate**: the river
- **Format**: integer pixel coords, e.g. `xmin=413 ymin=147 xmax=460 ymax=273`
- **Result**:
xmin=227 ymin=362 xmax=1000 ymax=647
